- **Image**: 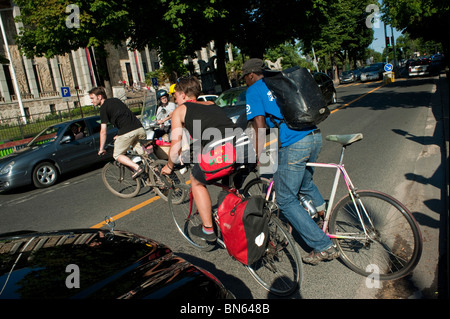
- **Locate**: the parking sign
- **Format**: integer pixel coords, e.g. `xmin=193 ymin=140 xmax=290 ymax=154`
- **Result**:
xmin=61 ymin=86 xmax=72 ymax=102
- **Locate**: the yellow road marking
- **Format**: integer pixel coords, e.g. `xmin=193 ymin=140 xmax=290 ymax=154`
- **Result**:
xmin=91 ymin=179 xmax=191 ymax=228
xmin=331 ymin=83 xmax=385 ymax=113
xmin=90 ymin=195 xmax=162 ymax=228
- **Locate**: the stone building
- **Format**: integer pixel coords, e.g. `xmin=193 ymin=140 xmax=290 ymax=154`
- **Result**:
xmin=0 ymin=3 xmax=162 ymax=125
xmin=0 ymin=2 xmax=220 ymax=126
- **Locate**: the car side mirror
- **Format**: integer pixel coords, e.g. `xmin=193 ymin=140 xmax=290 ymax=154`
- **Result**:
xmin=60 ymin=135 xmax=72 ymax=144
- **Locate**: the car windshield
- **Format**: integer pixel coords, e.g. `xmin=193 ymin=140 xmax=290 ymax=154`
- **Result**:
xmin=341 ymin=71 xmax=352 ymax=76
xmin=27 ymin=123 xmax=66 ymax=147
xmin=363 ymin=66 xmax=378 ymax=72
xmin=215 ymin=88 xmax=247 ymax=107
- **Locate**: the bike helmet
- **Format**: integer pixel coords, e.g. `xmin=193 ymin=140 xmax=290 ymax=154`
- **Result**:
xmin=169 ymin=83 xmax=176 ymax=95
xmin=156 ymin=89 xmax=169 ymax=100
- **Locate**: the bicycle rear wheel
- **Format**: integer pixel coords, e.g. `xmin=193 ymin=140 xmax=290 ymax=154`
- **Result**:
xmin=328 ymin=190 xmax=422 ymax=280
xmin=102 ymin=161 xmax=141 ymax=198
xmin=246 ymin=215 xmax=302 ymax=296
xmin=168 ymin=184 xmax=215 ymax=251
xmin=149 ymin=159 xmax=187 ymax=204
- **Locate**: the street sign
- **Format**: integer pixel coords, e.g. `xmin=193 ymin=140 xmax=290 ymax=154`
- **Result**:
xmin=61 ymin=86 xmax=72 ymax=102
xmin=384 ymin=63 xmax=393 ymax=72
xmin=151 ymin=77 xmax=158 ymax=87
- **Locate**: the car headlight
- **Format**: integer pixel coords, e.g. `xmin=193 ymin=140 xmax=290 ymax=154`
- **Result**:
xmin=0 ymin=161 xmax=15 ymax=175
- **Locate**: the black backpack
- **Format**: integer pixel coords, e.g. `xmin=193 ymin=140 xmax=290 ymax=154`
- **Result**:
xmin=263 ymin=66 xmax=330 ymax=130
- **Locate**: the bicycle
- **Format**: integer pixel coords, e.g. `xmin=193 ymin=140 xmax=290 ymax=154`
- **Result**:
xmin=167 ymin=164 xmax=303 ymax=296
xmin=242 ymin=133 xmax=423 ymax=281
xmin=102 ymin=140 xmax=188 ymax=203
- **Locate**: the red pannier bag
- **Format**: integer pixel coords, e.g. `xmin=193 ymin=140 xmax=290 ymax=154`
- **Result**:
xmin=217 ymin=189 xmax=269 ymax=265
xmin=198 ymin=142 xmax=236 ymax=181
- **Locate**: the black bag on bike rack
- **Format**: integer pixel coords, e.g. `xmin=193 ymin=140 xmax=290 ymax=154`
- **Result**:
xmin=263 ymin=66 xmax=330 ymax=130
xmin=217 ymin=190 xmax=269 ymax=265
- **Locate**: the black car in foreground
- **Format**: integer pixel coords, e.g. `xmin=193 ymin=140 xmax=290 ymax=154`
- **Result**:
xmin=0 ymin=228 xmax=234 ymax=299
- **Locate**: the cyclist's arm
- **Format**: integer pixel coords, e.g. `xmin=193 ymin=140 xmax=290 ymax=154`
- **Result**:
xmin=162 ymin=105 xmax=185 ymax=174
xmin=98 ymin=123 xmax=108 ymax=155
xmin=251 ymin=115 xmax=266 ymax=162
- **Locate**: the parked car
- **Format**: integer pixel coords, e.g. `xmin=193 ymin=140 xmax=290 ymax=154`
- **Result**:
xmin=215 ymin=86 xmax=248 ymax=130
xmin=408 ymin=59 xmax=431 ymax=77
xmin=0 ymin=228 xmax=235 ymax=299
xmin=313 ymin=72 xmax=337 ymax=105
xmin=360 ymin=63 xmax=385 ymax=82
xmin=430 ymin=54 xmax=444 ymax=74
xmin=0 ymin=116 xmax=117 ymax=192
xmin=198 ymin=94 xmax=218 ymax=102
xmin=352 ymin=69 xmax=362 ymax=81
xmin=339 ymin=70 xmax=356 ymax=84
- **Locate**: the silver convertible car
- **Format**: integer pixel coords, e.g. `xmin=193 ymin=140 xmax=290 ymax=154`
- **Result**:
xmin=0 ymin=116 xmax=117 ymax=192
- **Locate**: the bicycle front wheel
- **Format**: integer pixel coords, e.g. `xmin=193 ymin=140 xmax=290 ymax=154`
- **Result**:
xmin=328 ymin=190 xmax=422 ymax=280
xmin=246 ymin=215 xmax=302 ymax=296
xmin=102 ymin=161 xmax=141 ymax=198
xmin=168 ymin=183 xmax=215 ymax=251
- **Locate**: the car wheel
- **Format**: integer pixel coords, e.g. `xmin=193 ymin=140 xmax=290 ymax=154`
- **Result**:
xmin=32 ymin=162 xmax=58 ymax=188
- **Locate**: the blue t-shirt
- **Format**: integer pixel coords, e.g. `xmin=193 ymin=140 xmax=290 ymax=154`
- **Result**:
xmin=245 ymin=79 xmax=314 ymax=147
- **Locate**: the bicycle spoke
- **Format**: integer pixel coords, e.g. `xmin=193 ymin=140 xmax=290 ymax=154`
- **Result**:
xmin=329 ymin=191 xmax=422 ymax=280
xmin=246 ymin=216 xmax=302 ymax=296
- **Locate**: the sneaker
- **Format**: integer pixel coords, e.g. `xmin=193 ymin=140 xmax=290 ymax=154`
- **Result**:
xmin=132 ymin=165 xmax=144 ymax=179
xmin=191 ymin=224 xmax=217 ymax=243
xmin=302 ymin=245 xmax=340 ymax=265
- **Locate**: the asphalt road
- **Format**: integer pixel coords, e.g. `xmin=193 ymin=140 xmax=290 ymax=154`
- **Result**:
xmin=0 ymin=73 xmax=447 ymax=300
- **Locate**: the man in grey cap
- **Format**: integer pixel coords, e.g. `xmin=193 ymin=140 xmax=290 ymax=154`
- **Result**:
xmin=243 ymin=58 xmax=340 ymax=265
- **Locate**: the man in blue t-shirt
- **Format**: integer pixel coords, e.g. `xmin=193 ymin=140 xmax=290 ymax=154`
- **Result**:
xmin=243 ymin=58 xmax=339 ymax=265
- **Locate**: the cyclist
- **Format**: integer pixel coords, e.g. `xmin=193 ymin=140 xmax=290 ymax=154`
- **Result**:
xmin=161 ymin=76 xmax=250 ymax=242
xmin=155 ymin=89 xmax=177 ymax=138
xmin=89 ymin=86 xmax=146 ymax=180
xmin=243 ymin=58 xmax=339 ymax=265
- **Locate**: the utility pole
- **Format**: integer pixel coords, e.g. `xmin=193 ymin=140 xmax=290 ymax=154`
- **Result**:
xmin=384 ymin=22 xmax=389 ymax=63
xmin=391 ymin=26 xmax=396 ymax=67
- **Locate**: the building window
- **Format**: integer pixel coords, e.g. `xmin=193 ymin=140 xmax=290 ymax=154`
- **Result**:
xmin=49 ymin=104 xmax=56 ymax=114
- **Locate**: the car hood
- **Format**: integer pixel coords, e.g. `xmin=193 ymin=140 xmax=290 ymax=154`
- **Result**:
xmin=0 ymin=229 xmax=233 ymax=299
xmin=0 ymin=145 xmax=49 ymax=164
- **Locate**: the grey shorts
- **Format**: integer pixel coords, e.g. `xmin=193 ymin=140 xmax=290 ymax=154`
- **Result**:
xmin=113 ymin=127 xmax=146 ymax=159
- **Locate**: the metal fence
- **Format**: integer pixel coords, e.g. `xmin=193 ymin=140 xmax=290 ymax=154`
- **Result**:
xmin=0 ymin=98 xmax=146 ymax=158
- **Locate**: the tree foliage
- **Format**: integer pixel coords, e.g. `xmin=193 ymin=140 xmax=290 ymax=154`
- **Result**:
xmin=13 ymin=0 xmax=382 ymax=89
xmin=381 ymin=0 xmax=449 ymax=62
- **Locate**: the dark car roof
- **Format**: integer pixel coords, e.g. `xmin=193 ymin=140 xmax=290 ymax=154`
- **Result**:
xmin=0 ymin=229 xmax=233 ymax=299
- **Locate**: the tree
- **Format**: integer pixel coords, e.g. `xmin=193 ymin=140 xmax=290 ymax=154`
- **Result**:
xmin=381 ymin=0 xmax=449 ymax=66
xmin=300 ymin=0 xmax=374 ymax=79
xmin=14 ymin=0 xmax=133 ymax=93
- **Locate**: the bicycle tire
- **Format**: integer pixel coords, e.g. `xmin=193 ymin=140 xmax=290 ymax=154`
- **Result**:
xmin=149 ymin=159 xmax=187 ymax=204
xmin=328 ymin=190 xmax=422 ymax=280
xmin=168 ymin=183 xmax=215 ymax=251
xmin=246 ymin=215 xmax=302 ymax=296
xmin=102 ymin=161 xmax=141 ymax=198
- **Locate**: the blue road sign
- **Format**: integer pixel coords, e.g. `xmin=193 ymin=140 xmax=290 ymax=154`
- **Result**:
xmin=384 ymin=63 xmax=393 ymax=72
xmin=151 ymin=77 xmax=158 ymax=87
xmin=61 ymin=86 xmax=71 ymax=97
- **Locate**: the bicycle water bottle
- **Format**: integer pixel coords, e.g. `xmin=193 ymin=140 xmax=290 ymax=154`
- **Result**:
xmin=299 ymin=195 xmax=317 ymax=218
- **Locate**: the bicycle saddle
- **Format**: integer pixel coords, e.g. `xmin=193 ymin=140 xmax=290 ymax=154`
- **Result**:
xmin=326 ymin=133 xmax=363 ymax=146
